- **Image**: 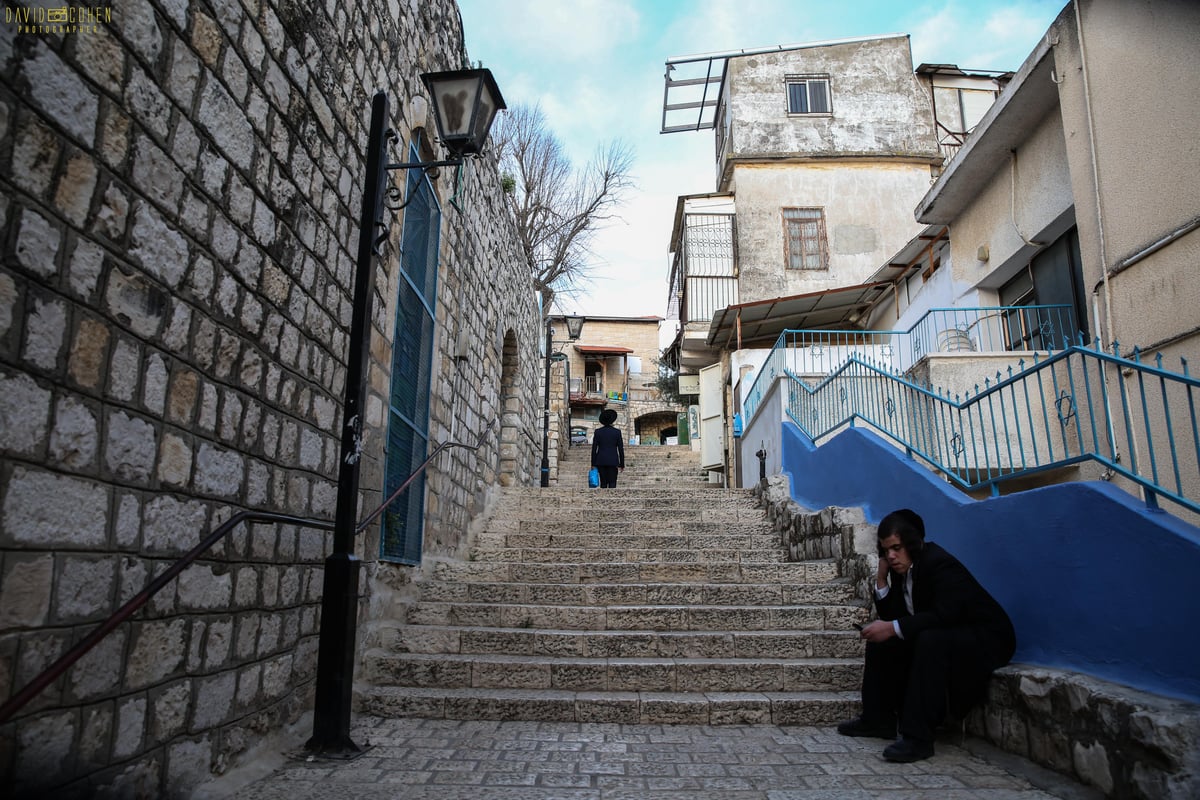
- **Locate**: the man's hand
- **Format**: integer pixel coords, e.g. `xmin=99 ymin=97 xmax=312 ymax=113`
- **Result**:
xmin=876 ymin=556 xmax=890 ymax=588
xmin=860 ymin=619 xmax=897 ymax=643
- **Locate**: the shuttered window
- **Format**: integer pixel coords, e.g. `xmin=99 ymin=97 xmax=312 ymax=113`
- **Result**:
xmin=783 ymin=207 xmax=828 ymax=270
xmin=381 ymin=147 xmax=441 ymax=563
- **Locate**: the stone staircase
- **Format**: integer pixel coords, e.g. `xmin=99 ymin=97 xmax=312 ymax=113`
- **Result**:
xmin=357 ymin=445 xmax=868 ymax=724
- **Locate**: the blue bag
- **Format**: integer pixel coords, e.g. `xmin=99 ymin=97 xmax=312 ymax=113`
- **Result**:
xmin=588 ymin=467 xmax=599 ymax=488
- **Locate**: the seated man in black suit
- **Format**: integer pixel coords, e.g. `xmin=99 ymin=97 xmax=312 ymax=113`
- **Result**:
xmin=837 ymin=508 xmax=1016 ymax=762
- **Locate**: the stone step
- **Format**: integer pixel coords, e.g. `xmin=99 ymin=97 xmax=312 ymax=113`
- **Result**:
xmin=555 ymin=467 xmax=709 ymax=478
xmin=500 ymin=518 xmax=766 ymax=533
xmin=559 ymin=458 xmax=705 ymax=467
xmin=466 ymin=546 xmax=788 ymax=564
xmin=416 ymin=580 xmax=858 ymax=607
xmin=356 ymin=685 xmax=859 ymax=726
xmin=361 ymin=456 xmax=868 ymax=729
xmin=561 ymin=479 xmax=716 ymax=489
xmin=403 ymin=601 xmax=864 ymax=631
xmin=491 ymin=507 xmax=762 ymax=524
xmin=484 ymin=496 xmax=753 ymax=515
xmin=473 ymin=530 xmax=779 ymax=550
xmin=560 ymin=447 xmax=699 ymax=461
xmin=431 ymin=559 xmax=840 ymax=584
xmin=360 ymin=651 xmax=862 ymax=693
xmin=557 ymin=466 xmax=708 ymax=475
xmin=498 ymin=513 xmax=765 ymax=530
xmin=373 ymin=623 xmax=865 ymax=659
xmin=496 ymin=488 xmax=753 ymax=501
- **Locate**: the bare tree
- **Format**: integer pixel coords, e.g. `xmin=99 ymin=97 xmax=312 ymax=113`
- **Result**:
xmin=491 ymin=103 xmax=634 ymax=310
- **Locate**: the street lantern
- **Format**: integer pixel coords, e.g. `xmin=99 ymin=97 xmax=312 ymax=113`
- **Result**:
xmin=564 ymin=313 xmax=585 ymax=341
xmin=421 ymin=69 xmax=507 ymax=159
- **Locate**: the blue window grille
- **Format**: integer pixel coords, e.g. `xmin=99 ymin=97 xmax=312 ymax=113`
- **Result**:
xmin=381 ymin=146 xmax=441 ymax=563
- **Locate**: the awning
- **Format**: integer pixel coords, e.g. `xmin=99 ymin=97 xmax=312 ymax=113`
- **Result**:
xmin=574 ymin=345 xmax=634 ymax=355
xmin=865 ymin=225 xmax=949 ymax=285
xmin=706 ymin=282 xmax=893 ymax=350
xmin=569 ymin=394 xmax=607 ymax=406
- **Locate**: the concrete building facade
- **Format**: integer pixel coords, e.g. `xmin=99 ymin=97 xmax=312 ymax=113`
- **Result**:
xmin=731 ymin=0 xmax=1200 ymax=524
xmin=664 ymin=34 xmax=1003 ymax=481
xmin=917 ymin=0 xmax=1200 ymax=368
xmin=667 ymin=35 xmax=948 ymax=371
xmin=0 ymin=1 xmax=541 ymax=796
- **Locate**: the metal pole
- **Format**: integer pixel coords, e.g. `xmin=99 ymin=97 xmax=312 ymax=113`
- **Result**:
xmin=540 ymin=318 xmax=552 ymax=486
xmin=307 ymin=90 xmax=390 ymax=754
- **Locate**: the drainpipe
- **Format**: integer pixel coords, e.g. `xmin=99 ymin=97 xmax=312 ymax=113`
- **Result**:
xmin=1074 ymin=0 xmax=1113 ymax=348
xmin=1073 ymin=1 xmax=1124 ymax=484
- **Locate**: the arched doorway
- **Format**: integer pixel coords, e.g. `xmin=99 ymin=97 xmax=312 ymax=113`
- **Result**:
xmin=498 ymin=329 xmax=520 ymax=486
xmin=635 ymin=410 xmax=681 ymax=445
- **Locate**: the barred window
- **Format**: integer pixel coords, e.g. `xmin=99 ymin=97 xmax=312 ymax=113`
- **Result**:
xmin=783 ymin=208 xmax=828 ymax=270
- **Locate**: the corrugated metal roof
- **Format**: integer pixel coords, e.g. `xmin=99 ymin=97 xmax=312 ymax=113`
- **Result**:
xmin=706 ymin=282 xmax=893 ymax=350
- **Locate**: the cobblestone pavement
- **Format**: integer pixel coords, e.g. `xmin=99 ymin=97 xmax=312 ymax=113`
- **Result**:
xmin=228 ymin=716 xmax=1098 ymax=799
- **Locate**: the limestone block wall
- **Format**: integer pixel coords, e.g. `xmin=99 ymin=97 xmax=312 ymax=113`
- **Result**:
xmin=754 ymin=479 xmax=1200 ymax=798
xmin=0 ymin=1 xmax=539 ymax=797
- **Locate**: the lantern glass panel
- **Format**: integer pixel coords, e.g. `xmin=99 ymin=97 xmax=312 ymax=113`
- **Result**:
xmin=430 ymin=75 xmax=482 ymax=139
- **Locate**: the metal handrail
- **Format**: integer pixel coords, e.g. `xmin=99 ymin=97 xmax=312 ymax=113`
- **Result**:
xmin=0 ymin=428 xmax=491 ymax=724
xmin=742 ymin=305 xmax=1078 ymax=423
xmin=356 ymin=426 xmax=491 ymax=532
xmin=784 ymin=342 xmax=1200 ymax=516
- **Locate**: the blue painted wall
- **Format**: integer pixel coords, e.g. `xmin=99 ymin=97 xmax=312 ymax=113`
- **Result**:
xmin=781 ymin=422 xmax=1200 ymax=703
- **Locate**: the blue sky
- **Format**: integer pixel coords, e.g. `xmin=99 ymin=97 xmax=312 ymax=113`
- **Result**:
xmin=456 ymin=0 xmax=1067 ymax=323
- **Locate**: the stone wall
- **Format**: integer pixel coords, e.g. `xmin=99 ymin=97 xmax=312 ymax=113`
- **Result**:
xmin=971 ymin=665 xmax=1200 ymax=799
xmin=0 ymin=1 xmax=540 ymax=797
xmin=754 ymin=476 xmax=1200 ymax=799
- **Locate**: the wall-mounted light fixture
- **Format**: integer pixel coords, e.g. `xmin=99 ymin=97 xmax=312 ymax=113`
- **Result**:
xmin=421 ymin=69 xmax=505 ymax=160
xmin=309 ymin=69 xmax=506 ymax=758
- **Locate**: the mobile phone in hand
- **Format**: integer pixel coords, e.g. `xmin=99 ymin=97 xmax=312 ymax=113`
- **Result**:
xmin=853 ymin=623 xmax=864 ymax=631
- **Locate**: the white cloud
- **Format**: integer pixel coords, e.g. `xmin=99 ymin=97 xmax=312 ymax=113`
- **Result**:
xmin=463 ymin=0 xmax=642 ymax=65
xmin=909 ymin=1 xmax=1059 ymax=71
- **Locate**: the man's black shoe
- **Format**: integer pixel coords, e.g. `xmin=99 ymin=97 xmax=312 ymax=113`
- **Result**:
xmin=882 ymin=737 xmax=935 ymax=762
xmin=836 ymin=716 xmax=896 ymax=739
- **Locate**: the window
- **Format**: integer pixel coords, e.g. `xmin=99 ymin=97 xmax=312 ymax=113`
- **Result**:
xmin=381 ymin=145 xmax=441 ymax=564
xmin=786 ymin=76 xmax=831 ymax=114
xmin=998 ymin=227 xmax=1087 ymax=351
xmin=783 ymin=208 xmax=828 ymax=270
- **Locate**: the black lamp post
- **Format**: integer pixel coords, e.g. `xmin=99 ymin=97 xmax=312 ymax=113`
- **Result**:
xmin=540 ymin=314 xmax=585 ymax=487
xmin=306 ymin=69 xmax=505 ymax=756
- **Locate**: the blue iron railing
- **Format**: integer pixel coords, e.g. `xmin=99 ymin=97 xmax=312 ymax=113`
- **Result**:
xmin=742 ymin=305 xmax=1077 ymax=422
xmin=783 ymin=341 xmax=1200 ymax=516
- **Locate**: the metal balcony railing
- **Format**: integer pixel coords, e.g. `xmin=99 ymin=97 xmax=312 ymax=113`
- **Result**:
xmin=743 ymin=305 xmax=1077 ymax=422
xmin=671 ymin=213 xmax=738 ymax=326
xmin=784 ymin=343 xmax=1200 ymax=516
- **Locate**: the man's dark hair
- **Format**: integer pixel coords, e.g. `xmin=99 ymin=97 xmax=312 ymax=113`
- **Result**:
xmin=599 ymin=409 xmax=617 ymax=426
xmin=877 ymin=508 xmax=926 ymax=557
